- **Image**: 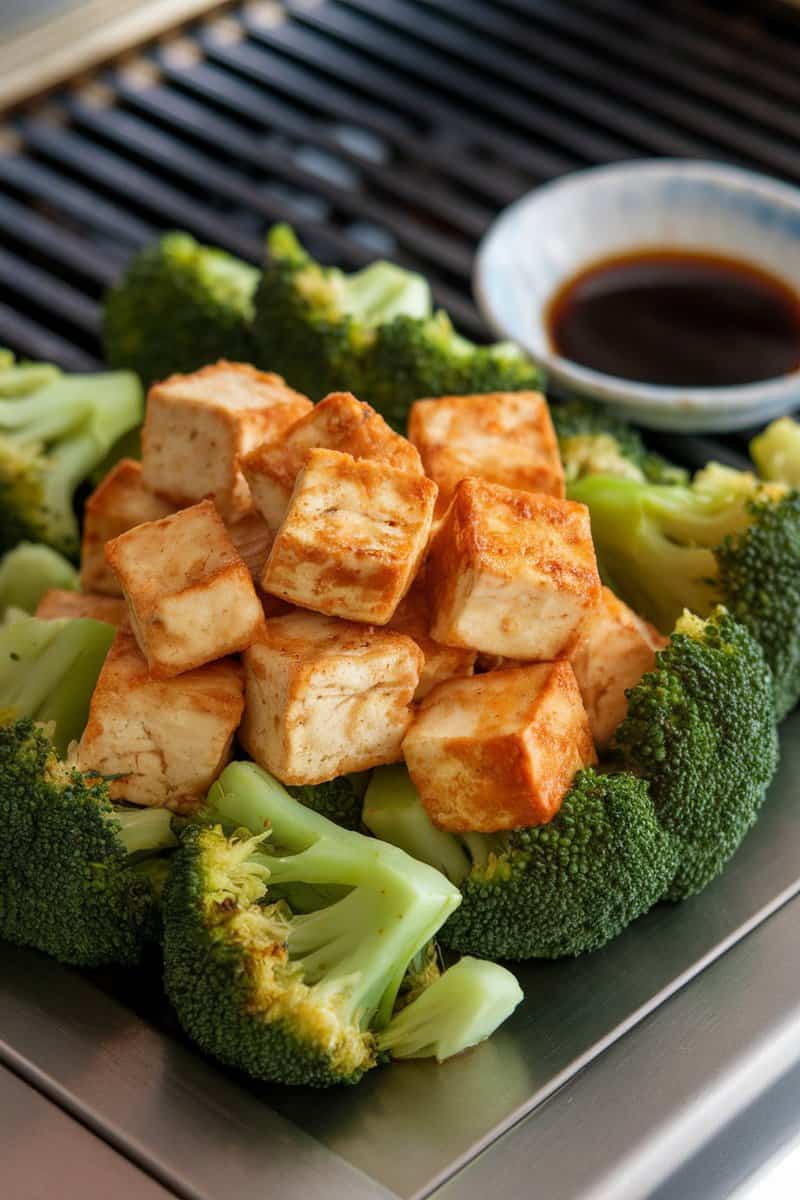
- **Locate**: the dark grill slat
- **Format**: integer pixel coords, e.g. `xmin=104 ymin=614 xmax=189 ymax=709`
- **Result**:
xmin=0 ymin=302 xmax=101 ymax=369
xmin=0 ymin=246 xmax=100 ymax=335
xmin=0 ymin=194 xmax=122 ymax=288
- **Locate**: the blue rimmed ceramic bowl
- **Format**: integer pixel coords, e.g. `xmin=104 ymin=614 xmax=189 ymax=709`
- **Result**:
xmin=474 ymin=160 xmax=800 ymax=432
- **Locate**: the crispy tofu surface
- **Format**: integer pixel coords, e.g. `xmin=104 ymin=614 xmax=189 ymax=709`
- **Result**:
xmin=387 ymin=571 xmax=476 ymax=699
xmin=428 ymin=478 xmax=601 ymax=660
xmin=35 ymin=589 xmax=127 ymax=625
xmin=78 ymin=630 xmax=244 ymax=812
xmin=403 ymin=662 xmax=596 ymax=832
xmin=571 ymin=586 xmax=667 ymax=746
xmin=240 ymin=609 xmax=423 ymax=785
xmin=81 ymin=459 xmax=174 ymax=596
xmin=261 ymin=448 xmax=437 ymax=624
xmin=142 ymin=361 xmax=312 ymax=516
xmin=242 ymin=391 xmax=423 ymax=534
xmin=408 ymin=391 xmax=564 ymax=514
xmin=105 ymin=498 xmax=265 ymax=679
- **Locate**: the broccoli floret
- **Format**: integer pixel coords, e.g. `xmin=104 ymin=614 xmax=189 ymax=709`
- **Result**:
xmin=551 ymin=397 xmax=687 ymax=486
xmin=364 ymin=765 xmax=679 ymax=960
xmin=0 ymin=614 xmax=115 ymax=754
xmin=0 ymin=349 xmax=60 ymax=396
xmin=570 ymin=463 xmax=800 ymax=718
xmin=0 ymin=719 xmax=176 ymax=965
xmin=0 ymin=356 xmax=143 ymax=557
xmin=0 ymin=541 xmax=78 ymax=620
xmin=614 ymin=608 xmax=779 ymax=899
xmin=751 ymin=416 xmax=800 ymax=487
xmin=162 ymin=760 xmax=465 ymax=1086
xmin=286 ymin=771 xmax=369 ymax=830
xmin=103 ymin=233 xmax=259 ymax=387
xmin=251 ymin=225 xmax=542 ymax=429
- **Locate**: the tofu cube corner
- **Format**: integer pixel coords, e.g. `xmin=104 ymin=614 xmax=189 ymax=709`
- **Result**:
xmin=141 ymin=361 xmax=312 ymax=516
xmin=571 ymin=585 xmax=667 ymax=746
xmin=105 ymin=498 xmax=265 ymax=678
xmin=408 ymin=391 xmax=564 ymax=514
xmin=78 ymin=630 xmax=245 ymax=812
xmin=81 ymin=459 xmax=174 ymax=596
xmin=240 ymin=610 xmax=423 ymax=785
xmin=262 ymin=447 xmax=437 ymax=624
xmin=242 ymin=390 xmax=423 ymax=534
xmin=403 ymin=661 xmax=597 ymax=832
xmin=35 ymin=589 xmax=127 ymax=625
xmin=428 ymin=478 xmax=601 ymax=659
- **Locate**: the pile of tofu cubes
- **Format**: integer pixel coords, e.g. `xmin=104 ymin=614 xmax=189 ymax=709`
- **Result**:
xmin=39 ymin=362 xmax=665 ymax=832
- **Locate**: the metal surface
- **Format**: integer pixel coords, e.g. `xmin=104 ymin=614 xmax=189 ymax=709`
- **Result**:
xmin=2 ymin=713 xmax=799 ymax=1200
xmin=0 ymin=1062 xmax=176 ymax=1199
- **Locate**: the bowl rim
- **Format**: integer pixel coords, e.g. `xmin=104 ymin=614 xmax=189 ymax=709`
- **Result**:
xmin=473 ymin=158 xmax=800 ymax=418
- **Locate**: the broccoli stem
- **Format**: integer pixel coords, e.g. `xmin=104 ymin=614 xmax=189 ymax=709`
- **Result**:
xmin=0 ymin=360 xmax=61 ymax=397
xmin=377 ymin=957 xmax=523 ymax=1061
xmin=0 ymin=542 xmax=78 ymax=617
xmin=113 ymin=806 xmax=177 ymax=856
xmin=363 ymin=765 xmax=472 ymax=884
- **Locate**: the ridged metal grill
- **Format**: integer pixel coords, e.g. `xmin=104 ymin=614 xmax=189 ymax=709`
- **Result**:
xmin=1 ymin=0 xmax=799 ymax=395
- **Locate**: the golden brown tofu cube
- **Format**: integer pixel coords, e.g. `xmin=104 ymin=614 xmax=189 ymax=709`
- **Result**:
xmin=35 ymin=589 xmax=127 ymax=625
xmin=105 ymin=499 xmax=265 ymax=679
xmin=78 ymin=629 xmax=244 ymax=812
xmin=571 ymin=586 xmax=667 ymax=746
xmin=242 ymin=391 xmax=423 ymax=534
xmin=387 ymin=571 xmax=476 ymax=699
xmin=408 ymin=391 xmax=564 ymax=515
xmin=240 ymin=610 xmax=423 ymax=785
xmin=81 ymin=459 xmax=174 ymax=596
xmin=262 ymin=448 xmax=437 ymax=624
xmin=225 ymin=508 xmax=275 ymax=584
xmin=402 ymin=661 xmax=596 ymax=832
xmin=141 ymin=361 xmax=312 ymax=516
xmin=428 ymin=478 xmax=601 ymax=660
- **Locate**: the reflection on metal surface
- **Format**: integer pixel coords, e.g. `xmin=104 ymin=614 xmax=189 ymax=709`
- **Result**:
xmin=1 ymin=713 xmax=799 ymax=1200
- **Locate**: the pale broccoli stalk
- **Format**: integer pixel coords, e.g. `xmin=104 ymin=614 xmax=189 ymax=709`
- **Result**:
xmin=0 ymin=542 xmax=78 ymax=619
xmin=751 ymin=416 xmax=800 ymax=487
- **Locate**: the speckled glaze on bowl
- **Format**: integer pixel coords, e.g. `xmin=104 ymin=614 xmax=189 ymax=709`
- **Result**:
xmin=474 ymin=160 xmax=800 ymax=432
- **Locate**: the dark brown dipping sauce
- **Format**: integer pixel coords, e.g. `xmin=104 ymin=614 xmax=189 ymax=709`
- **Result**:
xmin=546 ymin=248 xmax=800 ymax=387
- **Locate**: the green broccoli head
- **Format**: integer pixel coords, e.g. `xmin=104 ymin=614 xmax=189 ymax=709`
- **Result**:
xmin=614 ymin=607 xmax=779 ymax=900
xmin=364 ymin=765 xmax=679 ymax=960
xmin=551 ymin=397 xmax=687 ymax=486
xmin=570 ymin=463 xmax=800 ymax=718
xmin=103 ymin=232 xmax=259 ymax=388
xmin=286 ymin=771 xmax=369 ymax=830
xmin=163 ymin=761 xmax=463 ymax=1087
xmin=751 ymin=416 xmax=800 ymax=488
xmin=0 ymin=719 xmax=176 ymax=966
xmin=0 ymin=355 xmax=143 ymax=558
xmin=252 ymin=225 xmax=542 ymax=429
xmin=0 ymin=541 xmax=78 ymax=620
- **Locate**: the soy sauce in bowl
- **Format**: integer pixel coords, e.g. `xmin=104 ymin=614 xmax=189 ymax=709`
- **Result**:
xmin=546 ymin=248 xmax=800 ymax=388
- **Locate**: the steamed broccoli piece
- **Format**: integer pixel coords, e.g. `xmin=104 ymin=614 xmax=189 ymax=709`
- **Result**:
xmin=364 ymin=765 xmax=679 ymax=960
xmin=0 ymin=719 xmax=176 ymax=966
xmin=377 ymin=956 xmax=523 ymax=1062
xmin=0 ymin=614 xmax=115 ymax=755
xmin=0 ymin=358 xmax=143 ymax=557
xmin=287 ymin=772 xmax=369 ymax=830
xmin=163 ymin=761 xmax=463 ymax=1086
xmin=0 ymin=350 xmax=60 ymax=396
xmin=103 ymin=232 xmax=259 ymax=387
xmin=252 ymin=225 xmax=542 ymax=429
xmin=751 ymin=416 xmax=800 ymax=487
xmin=570 ymin=464 xmax=800 ymax=718
xmin=551 ymin=397 xmax=687 ymax=485
xmin=614 ymin=608 xmax=779 ymax=899
xmin=0 ymin=541 xmax=78 ymax=619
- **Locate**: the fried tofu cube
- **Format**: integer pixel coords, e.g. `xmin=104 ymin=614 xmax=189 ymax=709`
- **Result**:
xmin=262 ymin=448 xmax=437 ymax=624
xmin=571 ymin=586 xmax=667 ymax=746
xmin=105 ymin=499 xmax=265 ymax=678
xmin=242 ymin=391 xmax=423 ymax=534
xmin=141 ymin=361 xmax=312 ymax=516
xmin=225 ymin=509 xmax=275 ymax=583
xmin=81 ymin=459 xmax=175 ymax=596
xmin=78 ymin=630 xmax=244 ymax=812
xmin=35 ymin=589 xmax=127 ymax=625
xmin=240 ymin=610 xmax=423 ymax=784
xmin=403 ymin=662 xmax=596 ymax=832
xmin=408 ymin=391 xmax=564 ymax=514
xmin=387 ymin=571 xmax=476 ymax=699
xmin=428 ymin=478 xmax=601 ymax=659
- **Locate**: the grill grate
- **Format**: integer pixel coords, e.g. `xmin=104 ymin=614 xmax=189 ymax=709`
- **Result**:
xmin=1 ymin=0 xmax=799 ymax=433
